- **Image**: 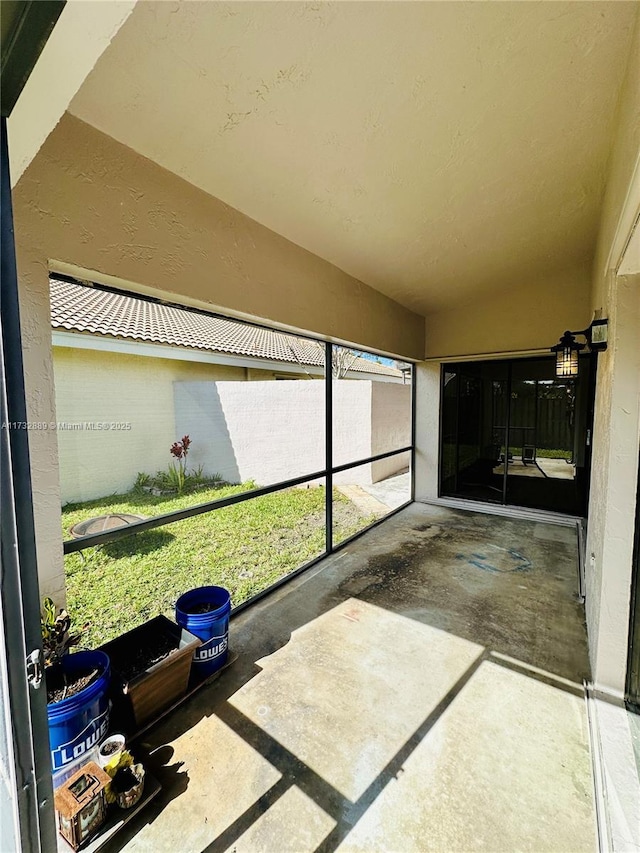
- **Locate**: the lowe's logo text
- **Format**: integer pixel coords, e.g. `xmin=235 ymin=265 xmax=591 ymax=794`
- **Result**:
xmin=51 ymin=708 xmax=110 ymax=769
xmin=194 ymin=636 xmax=228 ymax=662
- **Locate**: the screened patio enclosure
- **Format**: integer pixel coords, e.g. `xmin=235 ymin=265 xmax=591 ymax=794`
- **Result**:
xmin=440 ymin=355 xmax=596 ymax=516
xmin=3 ymin=2 xmax=640 ymax=850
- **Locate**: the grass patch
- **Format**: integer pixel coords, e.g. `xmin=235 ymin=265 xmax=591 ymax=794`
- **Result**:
xmin=535 ymin=448 xmax=572 ymax=460
xmin=499 ymin=446 xmax=572 ymax=461
xmin=63 ymin=483 xmax=374 ymax=647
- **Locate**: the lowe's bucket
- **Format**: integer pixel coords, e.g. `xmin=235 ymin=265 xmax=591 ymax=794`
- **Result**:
xmin=47 ymin=650 xmax=110 ymax=773
xmin=175 ymin=586 xmax=230 ymax=681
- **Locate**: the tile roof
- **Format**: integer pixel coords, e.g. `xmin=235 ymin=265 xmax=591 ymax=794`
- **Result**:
xmin=49 ymin=278 xmax=403 ymax=378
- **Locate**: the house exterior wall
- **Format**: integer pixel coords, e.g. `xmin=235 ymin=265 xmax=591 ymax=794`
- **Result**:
xmin=585 ymin=13 xmax=640 ymax=696
xmin=13 ymin=115 xmax=422 ymax=601
xmin=417 ymin=259 xmax=593 ymax=506
xmin=414 ymin=363 xmax=442 ymax=502
xmin=414 ymin=260 xmax=593 ymax=506
xmin=424 ymin=262 xmax=593 ymax=360
xmin=586 ymin=276 xmax=640 ymax=695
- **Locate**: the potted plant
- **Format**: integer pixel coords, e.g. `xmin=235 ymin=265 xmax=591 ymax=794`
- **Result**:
xmin=97 ymin=733 xmax=126 ymax=768
xmin=102 ymin=748 xmax=145 ymax=810
xmin=42 ymin=598 xmax=111 ymax=780
xmin=99 ymin=615 xmax=201 ymax=733
xmin=175 ymin=586 xmax=231 ymax=686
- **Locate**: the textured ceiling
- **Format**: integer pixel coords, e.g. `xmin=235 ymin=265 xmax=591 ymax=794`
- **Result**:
xmin=68 ymin=1 xmax=637 ymax=315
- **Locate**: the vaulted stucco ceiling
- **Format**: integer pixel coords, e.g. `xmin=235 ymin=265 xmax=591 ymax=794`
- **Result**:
xmin=68 ymin=1 xmax=637 ymax=315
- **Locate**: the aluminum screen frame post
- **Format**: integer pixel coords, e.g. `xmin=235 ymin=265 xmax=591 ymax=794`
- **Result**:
xmin=1 ymin=115 xmax=57 ymax=853
xmin=325 ymin=341 xmax=333 ymax=553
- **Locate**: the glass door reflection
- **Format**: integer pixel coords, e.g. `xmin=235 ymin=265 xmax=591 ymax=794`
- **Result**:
xmin=504 ymin=359 xmax=581 ymax=513
xmin=440 ymin=355 xmax=594 ymax=515
xmin=440 ymin=361 xmax=508 ymax=504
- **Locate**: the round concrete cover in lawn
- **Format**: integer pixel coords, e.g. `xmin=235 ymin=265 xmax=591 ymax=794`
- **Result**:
xmin=69 ymin=513 xmax=147 ymax=538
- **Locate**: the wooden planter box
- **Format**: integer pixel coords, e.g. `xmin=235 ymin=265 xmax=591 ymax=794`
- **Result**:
xmin=99 ymin=616 xmax=201 ymax=733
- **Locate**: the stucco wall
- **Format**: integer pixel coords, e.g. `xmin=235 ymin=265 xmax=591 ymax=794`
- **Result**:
xmin=175 ymin=380 xmax=326 ymax=487
xmin=586 ymin=276 xmax=640 ymax=695
xmin=12 ymin=115 xmax=423 ymax=601
xmin=53 ymin=347 xmax=245 ymax=504
xmin=591 ymin=25 xmax=640 ymax=312
xmin=585 ymin=12 xmax=640 ymax=696
xmin=416 ymin=262 xmax=593 ymax=508
xmin=414 ymin=363 xmax=442 ymax=503
xmin=175 ymin=380 xmax=410 ymax=488
xmin=424 ymin=262 xmax=592 ymax=360
xmin=54 ymin=349 xmax=411 ymax=502
xmin=370 ymin=381 xmax=412 ymax=482
xmin=16 ymin=114 xmax=424 ymax=358
xmin=332 ymin=381 xmax=372 ymax=475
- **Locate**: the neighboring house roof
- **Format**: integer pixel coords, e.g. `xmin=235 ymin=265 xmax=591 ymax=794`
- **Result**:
xmin=49 ymin=278 xmax=404 ymax=378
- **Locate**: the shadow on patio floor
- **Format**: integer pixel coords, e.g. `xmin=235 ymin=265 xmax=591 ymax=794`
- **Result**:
xmin=103 ymin=503 xmax=595 ymax=853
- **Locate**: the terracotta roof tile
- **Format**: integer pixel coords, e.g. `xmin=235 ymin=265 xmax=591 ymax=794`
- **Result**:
xmin=49 ymin=278 xmax=403 ymax=377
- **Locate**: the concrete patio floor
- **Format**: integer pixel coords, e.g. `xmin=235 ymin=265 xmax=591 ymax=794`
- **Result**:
xmin=109 ymin=503 xmax=595 ymax=853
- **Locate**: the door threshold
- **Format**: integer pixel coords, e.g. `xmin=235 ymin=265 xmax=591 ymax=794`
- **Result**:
xmin=421 ymin=496 xmax=583 ymax=527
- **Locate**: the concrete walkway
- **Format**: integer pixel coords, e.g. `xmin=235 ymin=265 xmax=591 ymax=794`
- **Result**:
xmin=113 ymin=504 xmax=595 ymax=853
xmin=360 ymin=470 xmax=411 ymax=510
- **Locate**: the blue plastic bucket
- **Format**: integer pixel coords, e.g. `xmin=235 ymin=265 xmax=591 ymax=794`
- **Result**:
xmin=175 ymin=586 xmax=231 ymax=680
xmin=47 ymin=650 xmax=111 ymax=772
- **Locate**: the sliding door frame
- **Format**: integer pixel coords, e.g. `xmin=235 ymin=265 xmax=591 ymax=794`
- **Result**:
xmin=438 ymin=354 xmax=595 ymax=516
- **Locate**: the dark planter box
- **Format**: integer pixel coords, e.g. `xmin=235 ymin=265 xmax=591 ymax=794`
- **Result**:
xmin=99 ymin=615 xmax=201 ymax=732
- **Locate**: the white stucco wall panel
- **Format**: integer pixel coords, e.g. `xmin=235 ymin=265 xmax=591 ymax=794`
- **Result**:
xmin=331 ymin=381 xmax=372 ymax=472
xmin=174 ymin=380 xmax=326 ymax=487
xmin=585 ymin=12 xmax=640 ymax=696
xmin=18 ymin=263 xmax=66 ymax=602
xmin=54 ymin=348 xmax=245 ymax=504
xmin=370 ymin=381 xmax=411 ymax=482
xmin=414 ymin=363 xmax=441 ymax=502
xmin=174 ymin=380 xmax=409 ymax=489
xmin=586 ymin=275 xmax=640 ymax=693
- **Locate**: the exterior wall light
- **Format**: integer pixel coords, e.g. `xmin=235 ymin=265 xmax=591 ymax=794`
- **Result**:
xmin=550 ymin=320 xmax=608 ymax=378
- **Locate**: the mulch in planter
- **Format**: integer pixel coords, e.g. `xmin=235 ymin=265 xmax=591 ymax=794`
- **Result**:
xmin=114 ymin=632 xmax=178 ymax=683
xmin=46 ymin=664 xmax=99 ymax=704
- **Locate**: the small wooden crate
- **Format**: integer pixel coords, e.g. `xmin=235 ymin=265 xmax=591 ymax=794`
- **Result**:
xmin=54 ymin=761 xmax=110 ymax=850
xmin=100 ymin=616 xmax=201 ymax=731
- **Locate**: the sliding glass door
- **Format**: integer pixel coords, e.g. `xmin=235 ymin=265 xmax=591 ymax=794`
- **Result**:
xmin=440 ymin=361 xmax=508 ymax=504
xmin=440 ymin=355 xmax=595 ymax=516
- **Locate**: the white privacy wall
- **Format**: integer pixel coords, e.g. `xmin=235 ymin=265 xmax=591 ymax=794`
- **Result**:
xmin=175 ymin=380 xmax=327 ymax=486
xmin=55 ymin=367 xmax=411 ymax=503
xmin=175 ymin=380 xmax=411 ymax=487
xmin=371 ymin=381 xmax=412 ymax=481
xmin=53 ymin=347 xmax=244 ymax=504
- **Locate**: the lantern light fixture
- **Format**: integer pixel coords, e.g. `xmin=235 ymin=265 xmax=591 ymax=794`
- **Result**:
xmin=550 ymin=319 xmax=608 ymax=378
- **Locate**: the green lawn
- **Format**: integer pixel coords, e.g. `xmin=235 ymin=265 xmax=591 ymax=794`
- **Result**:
xmin=62 ymin=484 xmax=374 ymax=647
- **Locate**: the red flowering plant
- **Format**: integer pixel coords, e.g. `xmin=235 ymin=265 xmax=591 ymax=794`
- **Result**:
xmin=169 ymin=435 xmax=191 ymax=494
